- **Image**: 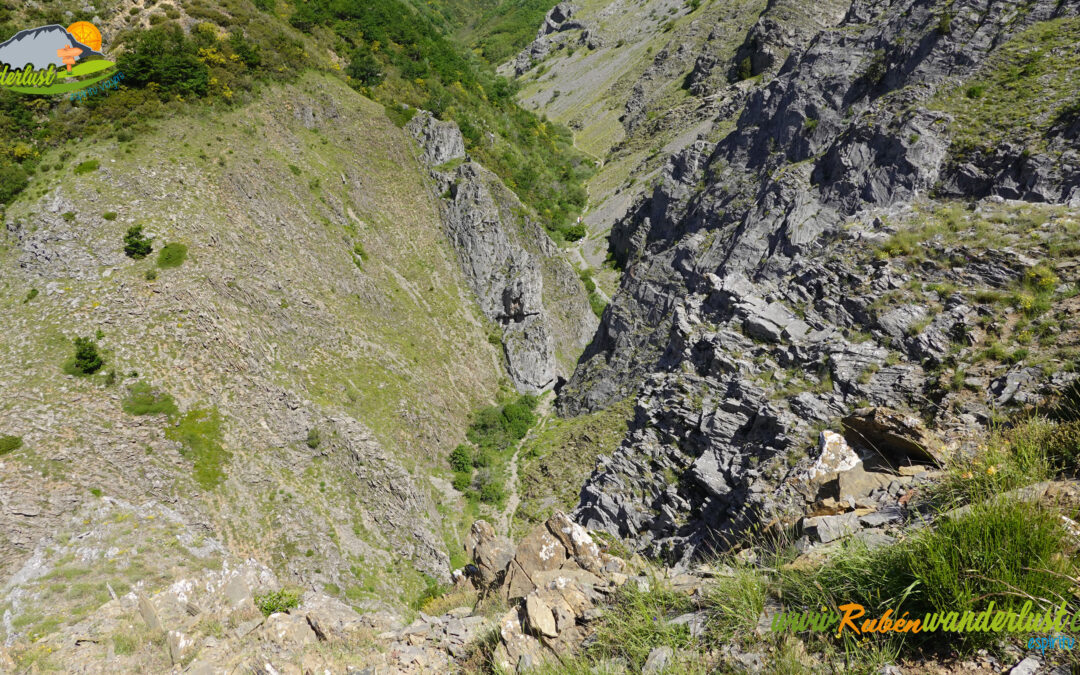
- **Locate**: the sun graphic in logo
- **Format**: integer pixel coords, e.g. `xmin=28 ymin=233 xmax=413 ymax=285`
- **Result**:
xmin=67 ymin=21 xmax=102 ymax=52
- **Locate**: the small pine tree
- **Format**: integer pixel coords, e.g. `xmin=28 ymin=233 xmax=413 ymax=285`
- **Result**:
xmin=67 ymin=337 xmax=104 ymax=375
xmin=124 ymin=225 xmax=153 ymax=259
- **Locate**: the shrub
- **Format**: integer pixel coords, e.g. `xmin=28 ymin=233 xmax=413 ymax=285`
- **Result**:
xmin=965 ymin=83 xmax=986 ymax=99
xmin=73 ymin=159 xmax=99 ymax=175
xmin=122 ymin=382 xmax=179 ymax=417
xmin=864 ymin=49 xmax=887 ymax=84
xmin=117 ymin=25 xmax=209 ymax=98
xmin=936 ymin=12 xmax=952 ymax=35
xmin=562 ymin=223 xmax=586 ymax=242
xmin=466 ymin=394 xmax=538 ymax=452
xmin=477 ymin=472 xmax=505 ymax=504
xmin=383 ymin=103 xmax=416 ymax=128
xmin=589 ymin=293 xmax=607 ymax=319
xmin=123 ymin=225 xmax=153 ymax=259
xmin=305 ymin=427 xmax=321 ymax=449
xmin=255 ymin=588 xmax=300 ymax=616
xmin=0 ymin=434 xmax=23 ymax=455
xmin=103 ymin=211 xmax=118 ymax=220
xmin=347 ymin=47 xmax=383 ymax=87
xmin=0 ymin=159 xmax=28 ymax=204
xmin=157 ymin=242 xmax=188 ymax=268
xmin=23 ymin=288 xmax=37 ymax=303
xmin=736 ymin=56 xmax=753 ymax=81
xmin=411 ymin=574 xmax=446 ymax=611
xmin=449 ymin=444 xmax=473 ymax=472
xmin=64 ymin=337 xmax=104 ymax=376
xmin=451 ymin=471 xmax=472 ymax=491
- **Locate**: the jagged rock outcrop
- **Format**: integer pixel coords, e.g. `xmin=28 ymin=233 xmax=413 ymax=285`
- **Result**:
xmin=559 ymin=0 xmax=1080 ymax=561
xmin=512 ymin=3 xmax=585 ymax=75
xmin=460 ymin=512 xmax=630 ymax=671
xmin=407 ymin=110 xmax=597 ymax=393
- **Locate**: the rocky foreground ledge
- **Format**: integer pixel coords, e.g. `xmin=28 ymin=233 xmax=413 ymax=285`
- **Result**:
xmin=0 ymin=511 xmax=647 ymax=674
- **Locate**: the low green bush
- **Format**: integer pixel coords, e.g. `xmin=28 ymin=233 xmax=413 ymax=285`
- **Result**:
xmin=451 ymin=471 xmax=472 ymax=491
xmin=448 ymin=444 xmax=472 ymax=472
xmin=0 ymin=434 xmax=23 ymax=455
xmin=73 ymin=159 xmax=100 ymax=175
xmin=166 ymin=408 xmax=230 ymax=489
xmin=157 ymin=242 xmax=188 ymax=268
xmin=562 ymin=223 xmax=586 ymax=242
xmin=255 ymin=588 xmax=300 ymax=616
xmin=121 ymin=382 xmax=179 ymax=417
xmin=0 ymin=159 xmax=28 ymax=205
xmin=305 ymin=427 xmax=321 ymax=449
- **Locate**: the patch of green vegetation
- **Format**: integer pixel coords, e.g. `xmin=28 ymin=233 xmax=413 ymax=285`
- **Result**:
xmin=22 ymin=288 xmax=37 ymax=303
xmin=0 ymin=434 xmax=23 ymax=455
xmin=123 ymin=225 xmax=153 ymax=259
xmin=783 ymin=498 xmax=1078 ymax=652
xmin=165 ymin=408 xmax=230 ymax=489
xmin=932 ymin=416 xmax=1080 ymax=508
xmin=578 ymin=267 xmax=608 ymax=319
xmin=410 ymin=573 xmax=447 ymax=610
xmin=418 ymin=0 xmax=562 ymax=65
xmin=62 ymin=336 xmax=104 ymax=376
xmin=73 ymin=159 xmax=99 ymax=175
xmin=0 ymin=157 xmax=28 ymax=205
xmin=586 ymin=581 xmax=696 ymax=669
xmin=289 ymin=0 xmax=592 ymax=236
xmin=254 ymin=588 xmax=301 ymax=616
xmin=112 ymin=632 xmax=138 ymax=656
xmin=450 ymin=394 xmax=539 ymax=505
xmin=305 ymin=427 xmax=321 ymax=449
xmin=514 ymin=398 xmax=633 ymax=535
xmin=103 ymin=211 xmax=118 ymax=221
xmin=466 ymin=394 xmax=538 ymax=453
xmin=932 ymin=17 xmax=1080 ymax=157
xmin=122 ymin=382 xmax=179 ymax=417
xmin=736 ymin=56 xmax=753 ymax=81
xmin=156 ymin=242 xmax=188 ymax=268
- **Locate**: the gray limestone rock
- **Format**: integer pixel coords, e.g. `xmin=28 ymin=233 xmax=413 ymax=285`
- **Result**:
xmin=407 ymin=111 xmax=597 ymax=392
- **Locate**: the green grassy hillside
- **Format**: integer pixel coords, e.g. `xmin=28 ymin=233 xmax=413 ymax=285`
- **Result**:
xmin=0 ymin=72 xmax=505 ymax=623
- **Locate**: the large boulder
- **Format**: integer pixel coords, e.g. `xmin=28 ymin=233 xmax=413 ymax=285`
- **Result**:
xmin=464 ymin=520 xmax=515 ymax=588
xmin=842 ymin=407 xmax=946 ymax=466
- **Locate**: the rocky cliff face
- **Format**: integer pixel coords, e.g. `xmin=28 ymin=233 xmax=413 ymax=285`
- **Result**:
xmin=407 ymin=111 xmax=598 ymax=393
xmin=551 ymin=0 xmax=1080 ymax=561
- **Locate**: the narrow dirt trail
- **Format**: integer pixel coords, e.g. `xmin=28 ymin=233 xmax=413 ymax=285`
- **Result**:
xmin=497 ymin=395 xmax=553 ymax=537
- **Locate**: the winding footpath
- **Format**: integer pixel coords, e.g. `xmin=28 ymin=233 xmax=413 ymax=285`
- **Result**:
xmin=497 ymin=395 xmax=553 ymax=537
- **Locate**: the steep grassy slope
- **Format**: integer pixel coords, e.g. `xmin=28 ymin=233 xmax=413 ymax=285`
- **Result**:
xmin=0 ymin=73 xmax=506 ymax=639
